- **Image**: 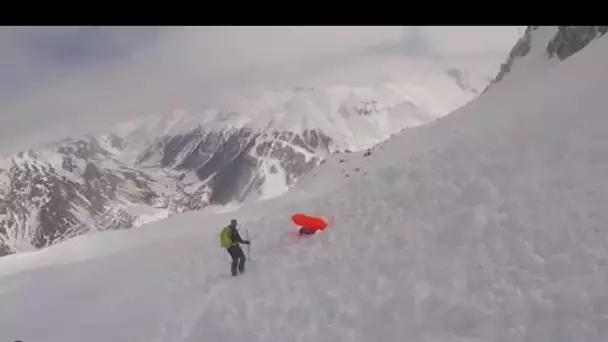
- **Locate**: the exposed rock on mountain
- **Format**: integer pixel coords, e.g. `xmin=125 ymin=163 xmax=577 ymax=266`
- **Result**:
xmin=485 ymin=26 xmax=608 ymax=93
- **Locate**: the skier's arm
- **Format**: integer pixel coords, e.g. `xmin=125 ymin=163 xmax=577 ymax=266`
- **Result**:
xmin=231 ymin=227 xmax=250 ymax=244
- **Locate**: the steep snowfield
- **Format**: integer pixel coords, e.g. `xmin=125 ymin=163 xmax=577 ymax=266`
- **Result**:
xmin=2 ymin=34 xmax=608 ymax=342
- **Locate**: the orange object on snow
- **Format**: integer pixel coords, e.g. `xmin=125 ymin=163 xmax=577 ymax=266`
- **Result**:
xmin=291 ymin=213 xmax=328 ymax=231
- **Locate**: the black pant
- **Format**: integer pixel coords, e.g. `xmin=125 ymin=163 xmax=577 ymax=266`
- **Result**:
xmin=227 ymin=245 xmax=246 ymax=276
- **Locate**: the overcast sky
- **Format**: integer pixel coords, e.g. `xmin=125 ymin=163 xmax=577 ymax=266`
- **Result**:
xmin=0 ymin=26 xmax=523 ymax=157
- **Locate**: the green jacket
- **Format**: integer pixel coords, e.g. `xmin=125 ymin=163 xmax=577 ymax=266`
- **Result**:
xmin=220 ymin=225 xmax=247 ymax=248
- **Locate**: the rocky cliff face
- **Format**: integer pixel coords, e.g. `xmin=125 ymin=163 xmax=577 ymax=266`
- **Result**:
xmin=488 ymin=26 xmax=538 ymax=86
xmin=0 ymin=137 xmax=193 ymax=255
xmin=136 ymin=126 xmax=331 ymax=205
xmin=485 ymin=26 xmax=608 ymax=92
xmin=547 ymin=26 xmax=608 ymax=60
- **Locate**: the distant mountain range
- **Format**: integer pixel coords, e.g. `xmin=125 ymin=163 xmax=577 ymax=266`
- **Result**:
xmin=0 ymin=66 xmax=486 ymax=256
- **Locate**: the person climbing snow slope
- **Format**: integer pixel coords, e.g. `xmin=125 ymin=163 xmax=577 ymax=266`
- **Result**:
xmin=220 ymin=219 xmax=251 ymax=276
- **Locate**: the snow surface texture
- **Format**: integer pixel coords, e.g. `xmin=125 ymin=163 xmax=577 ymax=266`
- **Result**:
xmin=3 ymin=31 xmax=608 ymax=342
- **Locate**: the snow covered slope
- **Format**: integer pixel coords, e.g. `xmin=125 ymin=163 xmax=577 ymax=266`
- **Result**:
xmin=0 ymin=71 xmax=485 ymax=256
xmin=3 ymin=27 xmax=608 ymax=342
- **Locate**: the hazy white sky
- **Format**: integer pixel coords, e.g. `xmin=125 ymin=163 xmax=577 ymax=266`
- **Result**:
xmin=0 ymin=26 xmax=523 ymax=156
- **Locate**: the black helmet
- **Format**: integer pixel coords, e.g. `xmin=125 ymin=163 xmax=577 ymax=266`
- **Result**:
xmin=230 ymin=219 xmax=237 ymax=227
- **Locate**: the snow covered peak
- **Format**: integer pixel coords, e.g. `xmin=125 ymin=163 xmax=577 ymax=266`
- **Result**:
xmin=547 ymin=26 xmax=608 ymax=60
xmin=486 ymin=26 xmax=608 ymax=92
xmin=485 ymin=26 xmax=559 ymax=88
xmin=120 ymin=76 xmax=477 ymax=156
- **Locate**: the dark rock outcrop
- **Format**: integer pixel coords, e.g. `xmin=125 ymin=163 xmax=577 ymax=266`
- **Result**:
xmin=485 ymin=26 xmax=607 ymax=93
xmin=547 ymin=26 xmax=608 ymax=60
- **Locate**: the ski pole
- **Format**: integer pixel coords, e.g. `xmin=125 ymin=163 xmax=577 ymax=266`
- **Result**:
xmin=244 ymin=228 xmax=251 ymax=260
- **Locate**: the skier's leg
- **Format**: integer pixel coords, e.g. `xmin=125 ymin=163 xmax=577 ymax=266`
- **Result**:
xmin=227 ymin=247 xmax=239 ymax=276
xmin=236 ymin=245 xmax=246 ymax=273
